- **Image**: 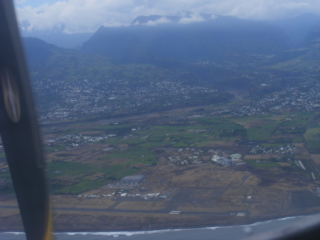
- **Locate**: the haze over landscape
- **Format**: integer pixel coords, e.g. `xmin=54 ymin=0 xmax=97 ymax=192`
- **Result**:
xmin=14 ymin=0 xmax=320 ymax=47
xmin=0 ymin=0 xmax=320 ymax=237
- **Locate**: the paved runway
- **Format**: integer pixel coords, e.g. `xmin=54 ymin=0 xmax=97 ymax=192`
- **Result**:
xmin=0 ymin=204 xmax=239 ymax=217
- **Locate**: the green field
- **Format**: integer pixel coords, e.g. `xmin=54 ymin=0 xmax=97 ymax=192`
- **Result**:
xmin=104 ymin=118 xmax=246 ymax=148
xmin=304 ymin=123 xmax=320 ymax=153
xmin=30 ymin=113 xmax=320 ymax=194
xmin=246 ymin=121 xmax=279 ymax=141
xmin=57 ymin=167 xmax=142 ymax=194
xmin=41 ymin=117 xmax=251 ymax=194
xmin=105 ymin=148 xmax=156 ymax=165
xmin=47 ymin=161 xmax=142 ymax=194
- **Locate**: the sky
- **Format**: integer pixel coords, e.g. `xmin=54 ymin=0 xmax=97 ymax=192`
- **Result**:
xmin=14 ymin=0 xmax=320 ymax=34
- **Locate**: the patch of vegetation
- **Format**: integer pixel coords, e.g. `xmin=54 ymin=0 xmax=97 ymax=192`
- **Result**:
xmin=247 ymin=121 xmax=279 ymax=141
xmin=292 ymin=137 xmax=305 ymax=143
xmin=47 ymin=161 xmax=101 ymax=177
xmin=48 ymin=160 xmax=144 ymax=194
xmin=58 ymin=179 xmax=106 ymax=194
xmin=106 ymin=148 xmax=156 ymax=165
xmin=92 ymin=124 xmax=135 ymax=134
xmin=304 ymin=127 xmax=320 ymax=153
xmin=138 ymin=141 xmax=166 ymax=148
xmin=114 ymin=168 xmax=142 ymax=179
xmin=276 ymin=117 xmax=308 ymax=134
xmin=0 ymin=152 xmax=6 ymax=159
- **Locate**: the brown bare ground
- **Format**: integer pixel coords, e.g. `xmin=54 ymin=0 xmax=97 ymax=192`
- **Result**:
xmin=178 ymin=201 xmax=248 ymax=213
xmin=51 ymin=195 xmax=81 ymax=208
xmin=0 ymin=196 xmax=18 ymax=206
xmin=244 ymin=154 xmax=277 ymax=160
xmin=0 ymin=209 xmax=20 ymax=217
xmin=73 ymin=198 xmax=115 ymax=209
xmin=311 ymin=154 xmax=320 ymax=165
xmin=232 ymin=119 xmax=267 ymax=129
xmin=277 ymin=162 xmax=292 ymax=167
xmin=115 ymin=201 xmax=166 ymax=211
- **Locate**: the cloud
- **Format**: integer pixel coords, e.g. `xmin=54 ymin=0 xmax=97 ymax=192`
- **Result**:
xmin=16 ymin=0 xmax=139 ymax=33
xmin=178 ymin=13 xmax=205 ymax=24
xmin=15 ymin=0 xmax=26 ymax=4
xmin=15 ymin=0 xmax=320 ymax=33
xmin=102 ymin=22 xmax=129 ymax=28
xmin=145 ymin=17 xmax=172 ymax=26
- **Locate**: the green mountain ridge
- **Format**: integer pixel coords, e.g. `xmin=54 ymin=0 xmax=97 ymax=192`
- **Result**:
xmin=264 ymin=26 xmax=320 ymax=75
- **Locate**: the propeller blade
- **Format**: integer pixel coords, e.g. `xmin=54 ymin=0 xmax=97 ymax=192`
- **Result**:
xmin=0 ymin=1 xmax=52 ymax=239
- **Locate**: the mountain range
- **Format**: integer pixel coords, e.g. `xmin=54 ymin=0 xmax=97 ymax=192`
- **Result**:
xmin=19 ymin=13 xmax=320 ymax=122
xmin=81 ymin=14 xmax=289 ymax=64
xmin=22 ymin=13 xmax=320 ymax=82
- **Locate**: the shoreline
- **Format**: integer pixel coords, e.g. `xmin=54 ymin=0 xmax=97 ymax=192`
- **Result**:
xmin=0 ymin=213 xmax=315 ymax=234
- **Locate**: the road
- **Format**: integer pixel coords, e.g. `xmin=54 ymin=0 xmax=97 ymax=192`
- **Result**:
xmin=0 ymin=204 xmax=241 ymax=217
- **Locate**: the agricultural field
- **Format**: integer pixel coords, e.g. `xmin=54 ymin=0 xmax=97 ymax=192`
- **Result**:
xmin=305 ymin=121 xmax=320 ymax=153
xmin=1 ymin=111 xmax=320 ymax=197
xmin=1 ymin=110 xmax=320 ymax=232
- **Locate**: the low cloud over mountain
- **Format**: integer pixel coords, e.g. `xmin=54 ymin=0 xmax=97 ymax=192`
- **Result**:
xmin=15 ymin=0 xmax=320 ymax=34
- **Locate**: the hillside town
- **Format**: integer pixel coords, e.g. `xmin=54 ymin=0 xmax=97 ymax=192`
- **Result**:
xmin=212 ymin=82 xmax=320 ymax=117
xmin=31 ymin=71 xmax=320 ymax=124
xmin=33 ymin=78 xmax=226 ymax=123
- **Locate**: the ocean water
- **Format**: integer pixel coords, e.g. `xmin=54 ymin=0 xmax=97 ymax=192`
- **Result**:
xmin=0 ymin=215 xmax=313 ymax=240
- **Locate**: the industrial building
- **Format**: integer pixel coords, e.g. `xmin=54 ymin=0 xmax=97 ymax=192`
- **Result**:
xmin=121 ymin=175 xmax=145 ymax=183
xmin=230 ymin=153 xmax=242 ymax=161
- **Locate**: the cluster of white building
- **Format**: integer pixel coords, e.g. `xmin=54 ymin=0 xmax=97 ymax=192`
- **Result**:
xmin=249 ymin=145 xmax=296 ymax=155
xmin=44 ymin=133 xmax=117 ymax=148
xmin=211 ymin=153 xmax=245 ymax=166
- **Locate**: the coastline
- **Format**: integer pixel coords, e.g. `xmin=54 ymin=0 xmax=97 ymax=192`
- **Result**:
xmin=0 ymin=212 xmax=315 ymax=234
xmin=1 ymin=214 xmax=312 ymax=239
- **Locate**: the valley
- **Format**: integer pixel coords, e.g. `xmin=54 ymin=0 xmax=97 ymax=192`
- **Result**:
xmin=0 ymin=12 xmax=320 ymax=232
xmin=1 ymin=102 xmax=320 ymax=230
